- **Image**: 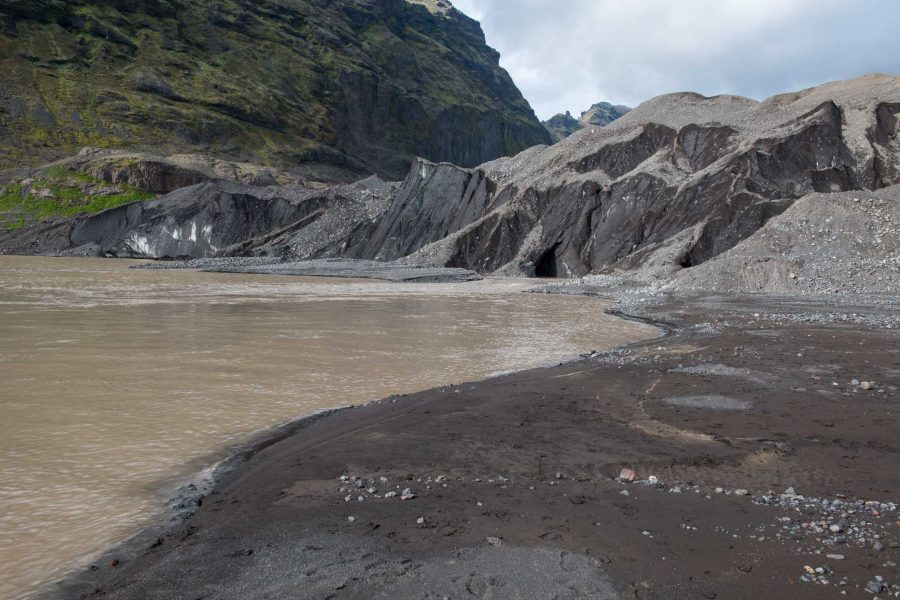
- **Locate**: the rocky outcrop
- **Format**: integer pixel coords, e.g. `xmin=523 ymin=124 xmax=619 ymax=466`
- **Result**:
xmin=53 ymin=148 xmax=307 ymax=193
xmin=542 ymin=112 xmax=584 ymax=143
xmin=543 ymin=102 xmax=632 ymax=142
xmin=581 ymin=102 xmax=634 ymax=127
xmin=0 ymin=0 xmax=549 ymax=181
xmin=0 ymin=149 xmax=310 ymax=230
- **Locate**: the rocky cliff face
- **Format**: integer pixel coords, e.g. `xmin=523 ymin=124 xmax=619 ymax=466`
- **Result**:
xmin=543 ymin=102 xmax=632 ymax=142
xmin=4 ymin=75 xmax=898 ymax=293
xmin=0 ymin=0 xmax=549 ymax=180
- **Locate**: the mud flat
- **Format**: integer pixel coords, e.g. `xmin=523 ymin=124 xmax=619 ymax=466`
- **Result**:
xmin=205 ymin=258 xmax=483 ymax=283
xmin=133 ymin=257 xmax=482 ymax=283
xmin=56 ymin=294 xmax=899 ymax=599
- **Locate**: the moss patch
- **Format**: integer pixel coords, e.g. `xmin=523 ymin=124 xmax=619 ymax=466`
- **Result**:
xmin=0 ymin=169 xmax=154 ymax=229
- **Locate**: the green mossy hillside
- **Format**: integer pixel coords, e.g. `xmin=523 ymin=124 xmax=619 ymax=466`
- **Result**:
xmin=0 ymin=0 xmax=550 ymax=180
xmin=0 ymin=167 xmax=154 ymax=229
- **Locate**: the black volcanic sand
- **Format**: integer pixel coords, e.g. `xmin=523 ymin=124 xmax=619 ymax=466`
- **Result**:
xmin=59 ymin=297 xmax=899 ymax=599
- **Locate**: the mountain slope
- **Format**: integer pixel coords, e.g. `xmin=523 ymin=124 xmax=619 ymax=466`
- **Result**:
xmin=543 ymin=102 xmax=631 ymax=142
xmin=4 ymin=75 xmax=898 ymax=295
xmin=0 ymin=0 xmax=549 ymax=180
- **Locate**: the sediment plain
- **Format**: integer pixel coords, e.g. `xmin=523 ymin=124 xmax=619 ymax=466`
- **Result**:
xmin=57 ymin=290 xmax=899 ymax=599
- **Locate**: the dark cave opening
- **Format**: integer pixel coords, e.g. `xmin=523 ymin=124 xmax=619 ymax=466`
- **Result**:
xmin=535 ymin=245 xmax=559 ymax=278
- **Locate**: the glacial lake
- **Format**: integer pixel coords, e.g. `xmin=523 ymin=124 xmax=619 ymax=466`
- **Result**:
xmin=0 ymin=255 xmax=658 ymax=599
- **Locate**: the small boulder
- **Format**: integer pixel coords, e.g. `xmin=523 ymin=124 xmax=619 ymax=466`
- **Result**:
xmin=618 ymin=468 xmax=637 ymax=482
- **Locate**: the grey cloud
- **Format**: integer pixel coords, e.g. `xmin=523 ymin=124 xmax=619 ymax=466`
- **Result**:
xmin=452 ymin=0 xmax=900 ymax=119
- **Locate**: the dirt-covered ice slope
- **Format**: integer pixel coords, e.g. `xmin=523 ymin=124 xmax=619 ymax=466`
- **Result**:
xmin=673 ymin=186 xmax=899 ymax=295
xmin=367 ymin=74 xmax=900 ymax=280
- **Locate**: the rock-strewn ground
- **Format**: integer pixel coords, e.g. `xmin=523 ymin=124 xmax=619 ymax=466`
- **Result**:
xmin=56 ymin=293 xmax=899 ymax=600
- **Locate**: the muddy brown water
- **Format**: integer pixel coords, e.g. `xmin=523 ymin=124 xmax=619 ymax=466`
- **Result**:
xmin=0 ymin=256 xmax=658 ymax=599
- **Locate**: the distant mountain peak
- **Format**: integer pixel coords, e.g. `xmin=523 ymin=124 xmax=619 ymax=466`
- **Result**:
xmin=543 ymin=102 xmax=632 ymax=142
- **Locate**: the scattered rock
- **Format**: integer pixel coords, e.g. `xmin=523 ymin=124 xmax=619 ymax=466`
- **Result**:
xmin=618 ymin=468 xmax=637 ymax=482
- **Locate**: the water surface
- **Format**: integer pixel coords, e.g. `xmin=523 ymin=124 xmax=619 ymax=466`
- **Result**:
xmin=0 ymin=256 xmax=657 ymax=599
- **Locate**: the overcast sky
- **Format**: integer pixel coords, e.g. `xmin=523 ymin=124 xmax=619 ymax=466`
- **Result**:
xmin=451 ymin=0 xmax=900 ymax=120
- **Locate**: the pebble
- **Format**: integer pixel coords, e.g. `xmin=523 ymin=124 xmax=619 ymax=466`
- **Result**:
xmin=347 ymin=516 xmax=356 ymax=523
xmin=486 ymin=536 xmax=502 ymax=546
xmin=416 ymin=517 xmax=425 ymax=525
xmin=826 ymin=554 xmax=845 ymax=560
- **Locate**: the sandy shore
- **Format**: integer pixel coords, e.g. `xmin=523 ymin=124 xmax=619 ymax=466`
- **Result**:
xmin=56 ymin=294 xmax=899 ymax=599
